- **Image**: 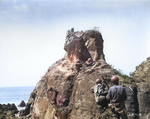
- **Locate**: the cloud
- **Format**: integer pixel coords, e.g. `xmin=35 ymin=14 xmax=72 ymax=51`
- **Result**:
xmin=13 ymin=0 xmax=17 ymax=3
xmin=14 ymin=4 xmax=29 ymax=12
xmin=1 ymin=11 xmax=19 ymax=21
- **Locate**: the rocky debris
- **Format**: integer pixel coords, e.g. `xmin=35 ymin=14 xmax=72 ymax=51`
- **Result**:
xmin=19 ymin=103 xmax=31 ymax=117
xmin=21 ymin=29 xmax=142 ymax=119
xmin=0 ymin=103 xmax=19 ymax=119
xmin=18 ymin=100 xmax=26 ymax=107
xmin=131 ymin=57 xmax=150 ymax=119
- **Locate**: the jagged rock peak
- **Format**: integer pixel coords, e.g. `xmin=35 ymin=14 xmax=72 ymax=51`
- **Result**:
xmin=64 ymin=28 xmax=105 ymax=63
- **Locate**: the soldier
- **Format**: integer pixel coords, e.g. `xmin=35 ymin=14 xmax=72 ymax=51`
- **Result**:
xmin=107 ymin=75 xmax=128 ymax=119
xmin=91 ymin=78 xmax=109 ymax=113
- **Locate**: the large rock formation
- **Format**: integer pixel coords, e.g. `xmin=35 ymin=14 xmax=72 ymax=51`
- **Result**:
xmin=131 ymin=57 xmax=150 ymax=119
xmin=64 ymin=28 xmax=105 ymax=62
xmin=21 ymin=29 xmax=142 ymax=119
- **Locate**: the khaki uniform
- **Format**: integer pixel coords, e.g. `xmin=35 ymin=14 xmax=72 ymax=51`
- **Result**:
xmin=109 ymin=102 xmax=127 ymax=119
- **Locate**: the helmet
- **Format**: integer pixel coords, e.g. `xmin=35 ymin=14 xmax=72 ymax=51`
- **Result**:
xmin=96 ymin=79 xmax=102 ymax=84
xmin=111 ymin=75 xmax=119 ymax=84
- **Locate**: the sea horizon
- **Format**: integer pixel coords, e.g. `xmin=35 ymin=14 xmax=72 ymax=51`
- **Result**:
xmin=0 ymin=86 xmax=35 ymax=88
xmin=0 ymin=86 xmax=35 ymax=106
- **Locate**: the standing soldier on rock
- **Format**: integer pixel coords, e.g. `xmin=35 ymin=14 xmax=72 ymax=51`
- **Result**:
xmin=107 ymin=75 xmax=128 ymax=119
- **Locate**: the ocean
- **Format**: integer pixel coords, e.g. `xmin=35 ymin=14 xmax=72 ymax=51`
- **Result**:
xmin=0 ymin=86 xmax=35 ymax=107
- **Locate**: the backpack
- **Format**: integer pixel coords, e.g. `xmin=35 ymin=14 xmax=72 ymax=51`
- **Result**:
xmin=95 ymin=83 xmax=108 ymax=104
xmin=96 ymin=84 xmax=108 ymax=97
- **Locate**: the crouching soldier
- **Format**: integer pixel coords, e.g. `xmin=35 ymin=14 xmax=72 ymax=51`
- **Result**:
xmin=91 ymin=78 xmax=109 ymax=112
xmin=107 ymin=75 xmax=128 ymax=119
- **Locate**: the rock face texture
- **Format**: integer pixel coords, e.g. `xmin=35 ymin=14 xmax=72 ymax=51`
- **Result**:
xmin=22 ymin=29 xmax=149 ymax=119
xmin=83 ymin=30 xmax=105 ymax=61
xmin=30 ymin=61 xmax=116 ymax=119
xmin=124 ymin=87 xmax=139 ymax=119
xmin=64 ymin=28 xmax=105 ymax=62
xmin=131 ymin=57 xmax=150 ymax=119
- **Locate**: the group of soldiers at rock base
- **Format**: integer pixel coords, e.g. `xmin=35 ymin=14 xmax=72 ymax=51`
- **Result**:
xmin=91 ymin=75 xmax=128 ymax=119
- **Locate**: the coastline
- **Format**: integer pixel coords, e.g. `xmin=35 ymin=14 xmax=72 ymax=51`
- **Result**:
xmin=0 ymin=86 xmax=34 ymax=118
xmin=0 ymin=86 xmax=34 ymax=105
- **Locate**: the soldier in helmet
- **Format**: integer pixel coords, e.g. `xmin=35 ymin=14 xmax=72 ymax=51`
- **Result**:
xmin=107 ymin=75 xmax=128 ymax=119
xmin=91 ymin=78 xmax=109 ymax=113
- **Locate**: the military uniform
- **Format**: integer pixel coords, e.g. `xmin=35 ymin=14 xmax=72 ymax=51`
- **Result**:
xmin=91 ymin=81 xmax=109 ymax=107
xmin=108 ymin=85 xmax=128 ymax=119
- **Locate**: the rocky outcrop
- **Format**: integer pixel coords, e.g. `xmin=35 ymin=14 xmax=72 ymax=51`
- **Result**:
xmin=124 ymin=87 xmax=139 ymax=119
xmin=18 ymin=100 xmax=26 ymax=107
xmin=22 ymin=29 xmax=139 ymax=119
xmin=0 ymin=103 xmax=19 ymax=119
xmin=64 ymin=28 xmax=105 ymax=62
xmin=19 ymin=88 xmax=37 ymax=117
xmin=83 ymin=30 xmax=105 ymax=61
xmin=131 ymin=57 xmax=150 ymax=119
xmin=30 ymin=61 xmax=115 ymax=119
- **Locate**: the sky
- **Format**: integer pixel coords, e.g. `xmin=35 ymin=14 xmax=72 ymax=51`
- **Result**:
xmin=0 ymin=0 xmax=150 ymax=87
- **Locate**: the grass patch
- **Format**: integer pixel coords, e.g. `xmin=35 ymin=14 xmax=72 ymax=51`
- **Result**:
xmin=112 ymin=68 xmax=134 ymax=84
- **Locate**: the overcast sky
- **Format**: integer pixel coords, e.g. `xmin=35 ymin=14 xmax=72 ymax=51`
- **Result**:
xmin=0 ymin=0 xmax=150 ymax=87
